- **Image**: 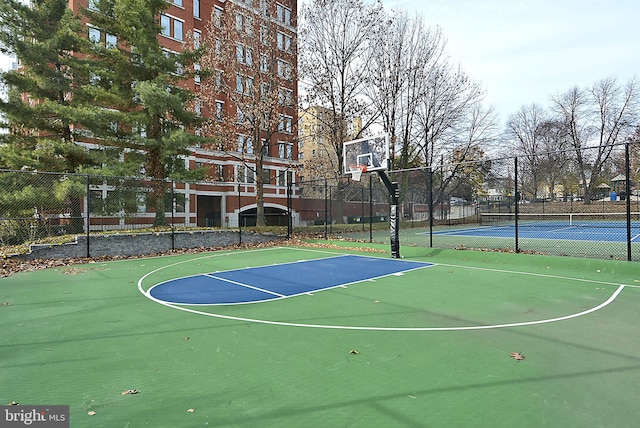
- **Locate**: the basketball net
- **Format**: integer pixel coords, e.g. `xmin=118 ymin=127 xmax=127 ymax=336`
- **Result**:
xmin=349 ymin=164 xmax=367 ymax=182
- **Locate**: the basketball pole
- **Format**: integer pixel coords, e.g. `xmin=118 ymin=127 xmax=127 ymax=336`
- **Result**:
xmin=376 ymin=170 xmax=401 ymax=258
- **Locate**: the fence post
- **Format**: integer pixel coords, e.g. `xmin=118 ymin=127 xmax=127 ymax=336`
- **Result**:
xmin=171 ymin=180 xmax=175 ymax=251
xmin=237 ymin=185 xmax=242 ymax=244
xmin=625 ymin=142 xmax=632 ymax=261
xmin=361 ymin=187 xmax=364 ymax=232
xmin=287 ymin=180 xmax=292 ymax=239
xmin=428 ymin=166 xmax=433 ymax=248
xmin=86 ymin=174 xmax=90 ymax=258
xmin=369 ymin=174 xmax=373 ymax=243
xmin=324 ymin=179 xmax=328 ymax=239
xmin=514 ymin=157 xmax=520 ymax=253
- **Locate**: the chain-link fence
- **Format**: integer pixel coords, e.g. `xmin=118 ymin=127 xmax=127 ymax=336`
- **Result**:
xmin=335 ymin=141 xmax=639 ymax=262
xmin=1 ymin=140 xmax=638 ymax=261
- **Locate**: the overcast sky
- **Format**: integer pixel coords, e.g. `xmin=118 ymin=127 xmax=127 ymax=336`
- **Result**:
xmin=2 ymin=1 xmax=638 ymax=124
xmin=386 ymin=0 xmax=640 ymax=123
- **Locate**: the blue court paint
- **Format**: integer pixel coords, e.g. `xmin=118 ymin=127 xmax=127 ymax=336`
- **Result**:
xmin=427 ymin=225 xmax=640 ymax=242
xmin=148 ymin=255 xmax=432 ymax=305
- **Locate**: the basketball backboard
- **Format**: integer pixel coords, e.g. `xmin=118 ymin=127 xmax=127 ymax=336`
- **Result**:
xmin=343 ymin=134 xmax=389 ymax=175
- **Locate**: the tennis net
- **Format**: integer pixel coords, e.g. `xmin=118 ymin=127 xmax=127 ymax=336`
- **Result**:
xmin=480 ymin=212 xmax=640 ymax=229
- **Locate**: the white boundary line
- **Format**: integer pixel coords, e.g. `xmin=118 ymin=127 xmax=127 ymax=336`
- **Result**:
xmin=140 ymin=284 xmax=628 ymax=331
xmin=204 ymin=274 xmax=286 ymax=297
xmin=137 ymin=246 xmax=637 ymax=332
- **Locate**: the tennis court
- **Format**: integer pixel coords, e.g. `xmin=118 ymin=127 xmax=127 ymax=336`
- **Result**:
xmin=2 ymin=242 xmax=640 ymax=427
xmin=430 ymin=212 xmax=640 ymax=242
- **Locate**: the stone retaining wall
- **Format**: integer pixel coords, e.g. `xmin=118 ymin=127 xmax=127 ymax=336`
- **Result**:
xmin=14 ymin=230 xmax=282 ymax=260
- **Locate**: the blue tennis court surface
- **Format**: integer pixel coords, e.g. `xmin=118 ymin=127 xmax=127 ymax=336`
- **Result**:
xmin=428 ymin=224 xmax=640 ymax=242
xmin=149 ymin=255 xmax=432 ymax=305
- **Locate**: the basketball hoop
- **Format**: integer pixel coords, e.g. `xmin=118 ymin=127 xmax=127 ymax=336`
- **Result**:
xmin=349 ymin=164 xmax=367 ymax=182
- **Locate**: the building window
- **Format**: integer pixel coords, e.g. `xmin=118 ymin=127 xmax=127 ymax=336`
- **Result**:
xmin=277 ymin=59 xmax=291 ymax=80
xmin=260 ymin=25 xmax=269 ymax=45
xmin=215 ymin=100 xmax=224 ymax=121
xmin=193 ymin=30 xmax=201 ymax=49
xmin=238 ymin=135 xmax=253 ymax=154
xmin=194 ymin=0 xmax=200 ymax=18
xmin=174 ymin=20 xmax=183 ymax=41
xmin=215 ymin=164 xmax=224 ymax=181
xmin=278 ymin=142 xmax=293 ymax=159
xmin=236 ymin=44 xmax=253 ymax=66
xmin=194 ymin=63 xmax=201 ymax=84
xmin=88 ymin=27 xmax=101 ymax=43
xmin=160 ymin=14 xmax=184 ymax=41
xmin=105 ymin=33 xmax=117 ymax=49
xmin=236 ymin=74 xmax=244 ymax=93
xmin=160 ymin=15 xmax=171 ymax=37
xmin=169 ymin=0 xmax=183 ymax=7
xmin=88 ymin=27 xmax=117 ymax=49
xmin=279 ymin=115 xmax=293 ymax=134
xmin=278 ymin=88 xmax=293 ymax=106
xmin=237 ymin=106 xmax=245 ymax=124
xmin=235 ymin=13 xmax=252 ymax=34
xmin=260 ymin=54 xmax=269 ymax=73
xmin=276 ymin=3 xmax=291 ymax=26
xmin=236 ymin=44 xmax=244 ymax=63
xmin=260 ymin=82 xmax=270 ymax=99
xmin=237 ymin=165 xmax=255 ymax=184
xmin=213 ymin=6 xmax=222 ymax=27
xmin=277 ymin=32 xmax=291 ymax=52
xmin=235 ymin=74 xmax=253 ymax=95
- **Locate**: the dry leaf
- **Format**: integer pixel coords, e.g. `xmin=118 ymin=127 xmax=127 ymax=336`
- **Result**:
xmin=8 ymin=401 xmax=18 ymax=405
xmin=187 ymin=408 xmax=195 ymax=413
xmin=183 ymin=337 xmax=190 ymax=341
xmin=88 ymin=411 xmax=96 ymax=416
xmin=121 ymin=389 xmax=140 ymax=395
xmin=349 ymin=349 xmax=359 ymax=355
xmin=510 ymin=352 xmax=525 ymax=361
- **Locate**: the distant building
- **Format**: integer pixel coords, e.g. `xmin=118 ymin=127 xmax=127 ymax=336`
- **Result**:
xmin=62 ymin=0 xmax=300 ymax=227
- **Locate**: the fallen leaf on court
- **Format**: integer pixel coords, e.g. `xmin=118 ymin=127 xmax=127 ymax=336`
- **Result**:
xmin=88 ymin=411 xmax=96 ymax=416
xmin=2 ymin=301 xmax=9 ymax=306
xmin=349 ymin=349 xmax=359 ymax=355
xmin=8 ymin=401 xmax=18 ymax=405
xmin=187 ymin=408 xmax=195 ymax=413
xmin=183 ymin=336 xmax=190 ymax=341
xmin=121 ymin=389 xmax=140 ymax=395
xmin=510 ymin=352 xmax=525 ymax=361
xmin=373 ymin=300 xmax=381 ymax=303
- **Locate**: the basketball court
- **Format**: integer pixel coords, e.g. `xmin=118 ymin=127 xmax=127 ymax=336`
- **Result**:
xmin=3 ymin=243 xmax=639 ymax=426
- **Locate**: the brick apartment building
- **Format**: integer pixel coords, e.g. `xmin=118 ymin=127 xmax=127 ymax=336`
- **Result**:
xmin=65 ymin=0 xmax=299 ymax=228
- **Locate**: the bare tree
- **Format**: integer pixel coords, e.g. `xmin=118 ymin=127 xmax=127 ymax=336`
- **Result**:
xmin=414 ymin=61 xmax=492 ymax=205
xmin=200 ymin=0 xmax=297 ymax=226
xmin=536 ymin=120 xmax=572 ymax=200
xmin=505 ymin=103 xmax=548 ymax=200
xmin=299 ymin=0 xmax=383 ymax=221
xmin=366 ymin=10 xmax=446 ymax=192
xmin=551 ymin=77 xmax=639 ymax=203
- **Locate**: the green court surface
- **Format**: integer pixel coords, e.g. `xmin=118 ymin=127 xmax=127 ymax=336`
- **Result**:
xmin=2 ymin=242 xmax=640 ymax=427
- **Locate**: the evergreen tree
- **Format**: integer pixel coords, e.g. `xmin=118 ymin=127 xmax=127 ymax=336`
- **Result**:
xmin=82 ymin=0 xmax=206 ymax=225
xmin=1 ymin=0 xmax=206 ymax=227
xmin=0 ymin=0 xmax=99 ymax=172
